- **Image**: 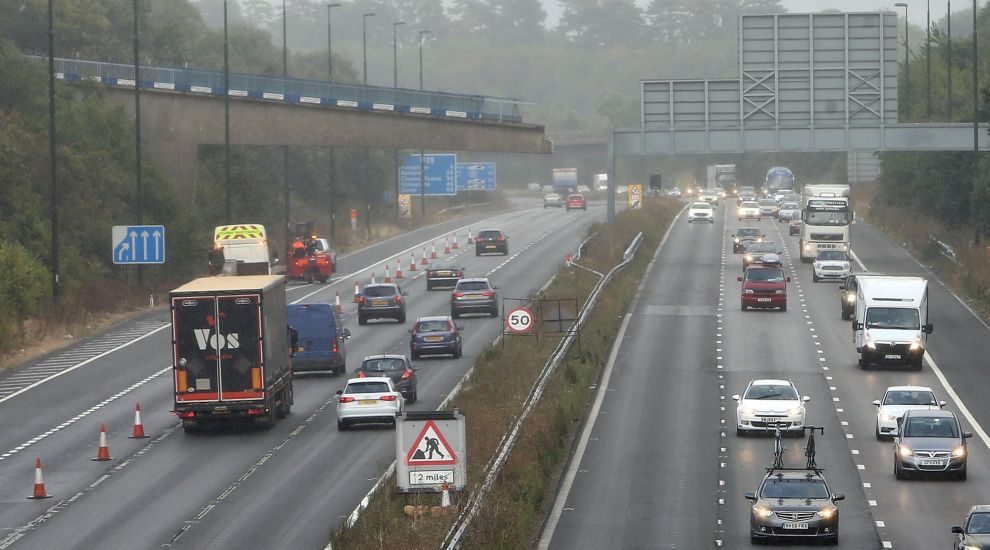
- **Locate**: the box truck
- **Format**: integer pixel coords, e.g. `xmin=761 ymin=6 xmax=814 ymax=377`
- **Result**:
xmin=171 ymin=275 xmax=294 ymax=431
xmin=853 ymin=276 xmax=933 ymax=370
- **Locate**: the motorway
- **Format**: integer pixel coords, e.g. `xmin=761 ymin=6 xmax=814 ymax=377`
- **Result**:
xmin=542 ymin=200 xmax=990 ymax=549
xmin=0 ymin=199 xmax=606 ymax=549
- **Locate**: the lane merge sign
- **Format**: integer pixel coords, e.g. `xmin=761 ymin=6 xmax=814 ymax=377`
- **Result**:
xmin=505 ymin=306 xmax=534 ymax=334
xmin=112 ymin=225 xmax=165 ymax=264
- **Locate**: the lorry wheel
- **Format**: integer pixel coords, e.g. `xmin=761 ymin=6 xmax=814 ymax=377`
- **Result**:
xmin=276 ymin=391 xmax=287 ymax=419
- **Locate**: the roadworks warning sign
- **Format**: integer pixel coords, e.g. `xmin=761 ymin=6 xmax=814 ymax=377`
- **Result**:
xmin=405 ymin=420 xmax=457 ymax=466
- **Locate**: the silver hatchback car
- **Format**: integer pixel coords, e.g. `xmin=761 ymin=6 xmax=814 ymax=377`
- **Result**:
xmin=450 ymin=278 xmax=499 ymax=318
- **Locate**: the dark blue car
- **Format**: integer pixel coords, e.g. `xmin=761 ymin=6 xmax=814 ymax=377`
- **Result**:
xmin=287 ymin=303 xmax=350 ymax=374
xmin=410 ymin=316 xmax=462 ymax=359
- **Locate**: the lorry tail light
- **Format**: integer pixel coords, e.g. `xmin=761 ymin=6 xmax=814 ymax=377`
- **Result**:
xmin=401 ymin=369 xmax=413 ymax=380
xmin=332 ymin=339 xmax=338 ymax=353
xmin=338 ymin=396 xmax=355 ymax=403
xmin=246 ymin=408 xmax=266 ymax=416
xmin=380 ymin=395 xmax=398 ymax=401
xmin=251 ymin=367 xmax=263 ymax=390
xmin=176 ymin=369 xmax=188 ymax=393
xmin=175 ymin=411 xmax=196 ymax=419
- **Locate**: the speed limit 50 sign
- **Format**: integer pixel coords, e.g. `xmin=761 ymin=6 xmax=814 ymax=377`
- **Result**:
xmin=505 ymin=307 xmax=534 ymax=334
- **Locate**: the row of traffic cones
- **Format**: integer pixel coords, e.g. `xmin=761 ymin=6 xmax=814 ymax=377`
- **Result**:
xmin=29 ymin=404 xmax=148 ymax=499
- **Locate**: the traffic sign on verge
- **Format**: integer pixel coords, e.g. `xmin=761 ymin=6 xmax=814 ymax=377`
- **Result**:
xmin=112 ymin=225 xmax=165 ymax=264
xmin=399 ymin=154 xmax=457 ymax=196
xmin=456 ymin=163 xmax=496 ymax=191
xmin=505 ymin=306 xmax=534 ymax=334
xmin=396 ymin=410 xmax=466 ymax=493
xmin=627 ymin=184 xmax=643 ymax=210
xmin=406 ymin=420 xmax=458 ymax=466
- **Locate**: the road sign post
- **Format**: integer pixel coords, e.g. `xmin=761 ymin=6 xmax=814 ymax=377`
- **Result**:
xmin=396 ymin=410 xmax=466 ymax=493
xmin=112 ymin=225 xmax=165 ymax=264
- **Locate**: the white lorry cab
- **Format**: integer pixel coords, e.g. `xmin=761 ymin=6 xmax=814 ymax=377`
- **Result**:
xmin=853 ymin=276 xmax=933 ymax=370
xmin=799 ymin=184 xmax=852 ymax=262
xmin=209 ymin=224 xmax=274 ymax=276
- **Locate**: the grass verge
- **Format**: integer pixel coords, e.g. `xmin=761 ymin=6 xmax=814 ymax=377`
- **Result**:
xmin=328 ymin=198 xmax=681 ymax=549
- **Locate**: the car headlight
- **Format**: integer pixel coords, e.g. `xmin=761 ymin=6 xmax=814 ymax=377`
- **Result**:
xmin=899 ymin=445 xmax=914 ymax=458
xmin=816 ymin=506 xmax=837 ymax=519
xmin=757 ymin=237 xmax=763 ymax=242
xmin=962 ymin=545 xmax=982 ymax=550
xmin=744 ymin=289 xmax=754 ymax=294
xmin=910 ymin=336 xmax=924 ymax=350
xmin=734 ymin=237 xmax=740 ymax=243
xmin=803 ymin=243 xmax=811 ymax=251
xmin=845 ymin=294 xmax=856 ymax=303
xmin=775 ymin=289 xmax=784 ymax=295
xmin=745 ymin=255 xmax=753 ymax=262
xmin=952 ymin=445 xmax=966 ymax=458
xmin=739 ymin=406 xmax=755 ymax=415
xmin=878 ymin=412 xmax=896 ymax=422
xmin=753 ymin=505 xmax=774 ymax=518
xmin=787 ymin=407 xmax=804 ymax=416
xmin=864 ymin=334 xmax=876 ymax=350
xmin=842 ymin=263 xmax=850 ymax=270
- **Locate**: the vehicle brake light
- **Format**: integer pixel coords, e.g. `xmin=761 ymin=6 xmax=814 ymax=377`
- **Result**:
xmin=453 ymin=271 xmax=461 ymax=277
xmin=356 ymin=296 xmax=365 ymax=303
xmin=175 ymin=411 xmax=195 ymax=419
xmin=338 ymin=396 xmax=355 ymax=403
xmin=448 ymin=321 xmax=455 ymax=331
xmin=482 ymin=291 xmax=494 ymax=297
xmin=246 ymin=408 xmax=266 ymax=416
xmin=380 ymin=395 xmax=398 ymax=401
xmin=394 ymin=295 xmax=402 ymax=302
xmin=498 ymin=236 xmax=506 ymax=241
xmin=357 ymin=371 xmax=366 ymax=378
xmin=401 ymin=369 xmax=412 ymax=380
xmin=453 ymin=292 xmax=465 ymax=298
xmin=332 ymin=339 xmax=338 ymax=353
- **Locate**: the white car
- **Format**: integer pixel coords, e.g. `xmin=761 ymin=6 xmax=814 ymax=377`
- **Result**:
xmin=733 ymin=379 xmax=810 ymax=436
xmin=527 ymin=182 xmax=542 ymax=192
xmin=700 ymin=190 xmax=719 ymax=205
xmin=687 ymin=201 xmax=715 ymax=223
xmin=777 ymin=202 xmax=801 ymax=222
xmin=873 ymin=385 xmax=945 ymax=440
xmin=336 ymin=376 xmax=404 ymax=431
xmin=758 ymin=198 xmax=779 ymax=217
xmin=737 ymin=201 xmax=761 ymax=221
xmin=812 ymin=250 xmax=851 ymax=282
xmin=668 ymin=188 xmax=682 ymax=197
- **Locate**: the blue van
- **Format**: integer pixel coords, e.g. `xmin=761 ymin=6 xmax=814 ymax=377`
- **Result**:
xmin=287 ymin=303 xmax=350 ymax=374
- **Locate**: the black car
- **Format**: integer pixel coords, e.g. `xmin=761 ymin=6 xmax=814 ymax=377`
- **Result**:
xmin=732 ymin=227 xmax=764 ymax=253
xmin=354 ymin=354 xmax=418 ymax=403
xmin=745 ymin=469 xmax=843 ymax=545
xmin=451 ymin=278 xmax=499 ymax=318
xmin=357 ymin=283 xmax=407 ymax=325
xmin=475 ymin=229 xmax=508 ymax=256
xmin=838 ymin=272 xmax=883 ymax=320
xmin=742 ymin=241 xmax=779 ymax=271
xmin=426 ymin=261 xmax=464 ymax=290
xmin=952 ymin=505 xmax=990 ymax=549
xmin=410 ymin=316 xmax=463 ymax=359
xmin=894 ymin=409 xmax=971 ymax=480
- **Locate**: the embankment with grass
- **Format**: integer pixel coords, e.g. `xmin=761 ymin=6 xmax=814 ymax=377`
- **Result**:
xmin=328 ymin=198 xmax=681 ymax=549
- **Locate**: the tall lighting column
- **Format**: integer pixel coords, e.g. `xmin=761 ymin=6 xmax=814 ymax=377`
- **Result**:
xmin=133 ymin=0 xmax=144 ymax=284
xmin=948 ymin=0 xmax=953 ymax=119
xmin=393 ymin=21 xmax=406 ymax=88
xmin=973 ymin=0 xmax=979 ymax=239
xmin=418 ymin=30 xmax=430 ymax=220
xmin=223 ymin=0 xmax=232 ymax=220
xmin=927 ymin=0 xmax=933 ymax=119
xmin=327 ymin=3 xmax=341 ymax=241
xmin=282 ymin=0 xmax=290 ymax=250
xmin=47 ymin=0 xmax=60 ymax=304
xmin=896 ymin=3 xmax=911 ymax=113
xmin=362 ymin=12 xmax=375 ymax=85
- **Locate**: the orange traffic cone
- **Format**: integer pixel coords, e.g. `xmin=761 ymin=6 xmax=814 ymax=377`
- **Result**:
xmin=335 ymin=291 xmax=343 ymax=313
xmin=430 ymin=242 xmax=438 ymax=259
xmin=92 ymin=423 xmax=113 ymax=461
xmin=443 ymin=236 xmax=451 ymax=254
xmin=27 ymin=458 xmax=52 ymax=499
xmin=420 ymin=247 xmax=429 ymax=265
xmin=395 ymin=259 xmax=404 ymax=279
xmin=353 ymin=281 xmax=361 ymax=302
xmin=384 ymin=265 xmax=392 ymax=283
xmin=452 ymin=233 xmax=459 ymax=249
xmin=129 ymin=403 xmax=149 ymax=439
xmin=409 ymin=252 xmax=418 ymax=272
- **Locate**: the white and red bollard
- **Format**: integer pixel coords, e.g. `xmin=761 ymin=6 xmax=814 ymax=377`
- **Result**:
xmin=395 ymin=259 xmax=404 ymax=279
xmin=353 ymin=281 xmax=361 ymax=302
xmin=430 ymin=242 xmax=438 ymax=259
xmin=335 ymin=291 xmax=343 ymax=313
xmin=443 ymin=236 xmax=451 ymax=254
xmin=384 ymin=264 xmax=393 ymax=283
xmin=129 ymin=403 xmax=149 ymax=439
xmin=28 ymin=458 xmax=51 ymax=499
xmin=92 ymin=423 xmax=113 ymax=461
xmin=370 ymin=272 xmax=377 ymax=285
xmin=409 ymin=252 xmax=418 ymax=272
xmin=467 ymin=229 xmax=474 ymax=244
xmin=420 ymin=247 xmax=429 ymax=266
xmin=452 ymin=233 xmax=459 ymax=249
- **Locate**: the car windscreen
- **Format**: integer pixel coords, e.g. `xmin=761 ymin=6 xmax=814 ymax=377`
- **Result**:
xmin=745 ymin=269 xmax=785 ymax=283
xmin=364 ymin=286 xmax=397 ymax=297
xmin=478 ymin=231 xmax=502 ymax=239
xmin=361 ymin=358 xmax=406 ymax=372
xmin=416 ymin=320 xmax=451 ymax=332
xmin=817 ymin=251 xmax=848 ymax=261
xmin=737 ymin=229 xmax=761 ymax=237
xmin=967 ymin=513 xmax=990 ymax=534
xmin=545 ymin=194 xmax=559 ymax=200
xmin=761 ymin=478 xmax=829 ymax=499
xmin=758 ymin=199 xmax=777 ymax=207
xmin=865 ymin=307 xmax=920 ymax=330
xmin=884 ymin=390 xmax=937 ymax=406
xmin=781 ymin=202 xmax=800 ymax=209
xmin=456 ymin=281 xmax=491 ymax=291
xmin=344 ymin=382 xmax=391 ymax=394
xmin=903 ymin=416 xmax=959 ymax=438
xmin=691 ymin=202 xmax=710 ymax=209
xmin=745 ymin=384 xmax=798 ymax=400
xmin=747 ymin=243 xmax=775 ymax=253
xmin=740 ymin=202 xmax=759 ymax=208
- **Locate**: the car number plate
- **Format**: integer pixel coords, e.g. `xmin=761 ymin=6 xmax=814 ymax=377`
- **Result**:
xmin=372 ymin=300 xmax=387 ymax=306
xmin=919 ymin=459 xmax=945 ymax=466
xmin=486 ymin=245 xmax=496 ymax=249
xmin=436 ymin=271 xmax=450 ymax=276
xmin=757 ymin=298 xmax=772 ymax=302
xmin=782 ymin=522 xmax=808 ymax=530
xmin=359 ymin=399 xmax=378 ymax=406
xmin=884 ymin=354 xmax=901 ymax=359
xmin=296 ymin=346 xmax=304 ymax=351
xmin=425 ymin=336 xmax=443 ymax=342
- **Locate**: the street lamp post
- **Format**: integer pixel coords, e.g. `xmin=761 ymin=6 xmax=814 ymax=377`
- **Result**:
xmin=418 ymin=30 xmax=430 ymax=91
xmin=418 ymin=30 xmax=430 ymax=220
xmin=223 ymin=0 xmax=232 ymax=220
xmin=362 ymin=12 xmax=375 ymax=85
xmin=948 ymin=0 xmax=953 ymax=119
xmin=896 ymin=3 xmax=911 ymax=113
xmin=282 ymin=0 xmax=290 ymax=254
xmin=973 ymin=0 xmax=980 ymax=243
xmin=927 ymin=0 xmax=932 ymax=119
xmin=47 ymin=0 xmax=60 ymax=304
xmin=327 ymin=3 xmax=341 ymax=81
xmin=393 ymin=21 xmax=405 ymax=88
xmin=133 ymin=0 xmax=144 ymax=284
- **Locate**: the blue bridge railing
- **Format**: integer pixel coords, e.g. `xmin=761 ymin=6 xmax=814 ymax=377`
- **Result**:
xmin=42 ymin=57 xmax=525 ymax=123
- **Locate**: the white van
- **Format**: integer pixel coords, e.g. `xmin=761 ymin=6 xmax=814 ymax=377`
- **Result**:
xmin=853 ymin=276 xmax=933 ymax=370
xmin=209 ymin=224 xmax=274 ymax=276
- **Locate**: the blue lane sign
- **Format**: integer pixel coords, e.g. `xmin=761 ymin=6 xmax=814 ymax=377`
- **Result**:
xmin=456 ymin=163 xmax=496 ymax=191
xmin=112 ymin=225 xmax=165 ymax=264
xmin=399 ymin=154 xmax=457 ymax=196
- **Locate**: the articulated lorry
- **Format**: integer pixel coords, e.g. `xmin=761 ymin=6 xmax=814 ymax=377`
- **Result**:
xmin=853 ymin=276 xmax=933 ymax=370
xmin=799 ymin=184 xmax=852 ymax=262
xmin=171 ymin=275 xmax=294 ymax=432
xmin=764 ymin=166 xmax=795 ymax=197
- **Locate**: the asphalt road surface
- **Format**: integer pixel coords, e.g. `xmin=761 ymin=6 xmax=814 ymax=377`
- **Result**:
xmin=0 ymin=199 xmax=608 ymax=550
xmin=542 ymin=201 xmax=990 ymax=549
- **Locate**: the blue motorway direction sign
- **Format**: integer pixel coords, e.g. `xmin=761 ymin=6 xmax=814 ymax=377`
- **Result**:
xmin=112 ymin=225 xmax=165 ymax=264
xmin=456 ymin=163 xmax=496 ymax=191
xmin=399 ymin=154 xmax=457 ymax=196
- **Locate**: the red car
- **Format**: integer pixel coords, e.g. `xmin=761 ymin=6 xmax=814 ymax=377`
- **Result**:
xmin=566 ymin=194 xmax=587 ymax=211
xmin=738 ymin=259 xmax=790 ymax=312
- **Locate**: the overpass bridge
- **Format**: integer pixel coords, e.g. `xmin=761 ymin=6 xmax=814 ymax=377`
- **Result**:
xmin=50 ymin=58 xmax=551 ymax=198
